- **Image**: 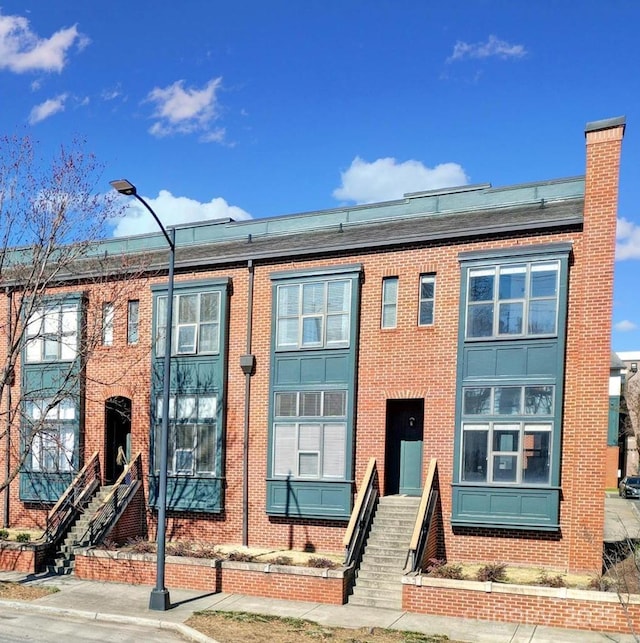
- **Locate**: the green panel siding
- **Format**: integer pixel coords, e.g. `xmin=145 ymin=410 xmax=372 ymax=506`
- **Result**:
xmin=20 ymin=473 xmax=73 ymax=504
xmin=609 ymin=396 xmax=620 ymax=446
xmin=451 ymin=486 xmax=560 ymax=529
xmin=495 ymin=347 xmax=526 ymax=376
xmin=463 ymin=343 xmax=558 ymax=380
xmin=266 ymin=480 xmax=351 ymax=519
xmin=148 ymin=476 xmax=223 ymax=512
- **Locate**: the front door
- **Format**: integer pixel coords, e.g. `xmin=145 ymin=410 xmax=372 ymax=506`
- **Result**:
xmin=385 ymin=399 xmax=424 ymax=496
xmin=105 ymin=396 xmax=132 ymax=483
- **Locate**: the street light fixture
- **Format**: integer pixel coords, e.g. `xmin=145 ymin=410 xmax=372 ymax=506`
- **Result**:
xmin=110 ymin=178 xmax=174 ymax=611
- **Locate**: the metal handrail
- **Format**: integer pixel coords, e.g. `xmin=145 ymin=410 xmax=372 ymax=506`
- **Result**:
xmin=405 ymin=458 xmax=438 ymax=573
xmin=44 ymin=451 xmax=101 ymax=544
xmin=75 ymin=452 xmax=142 ymax=547
xmin=343 ymin=457 xmax=379 ymax=566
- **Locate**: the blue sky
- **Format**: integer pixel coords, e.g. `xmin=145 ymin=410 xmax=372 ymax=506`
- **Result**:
xmin=1 ymin=1 xmax=639 ymax=350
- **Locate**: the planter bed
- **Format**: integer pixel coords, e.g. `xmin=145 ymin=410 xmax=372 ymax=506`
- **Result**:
xmin=0 ymin=541 xmax=51 ymax=574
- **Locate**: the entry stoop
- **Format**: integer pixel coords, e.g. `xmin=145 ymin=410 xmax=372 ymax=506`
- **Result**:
xmin=348 ymin=494 xmax=420 ymax=610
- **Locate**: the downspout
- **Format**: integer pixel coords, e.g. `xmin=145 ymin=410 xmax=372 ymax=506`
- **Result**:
xmin=240 ymin=260 xmax=256 ymax=547
xmin=3 ymin=288 xmax=13 ymax=528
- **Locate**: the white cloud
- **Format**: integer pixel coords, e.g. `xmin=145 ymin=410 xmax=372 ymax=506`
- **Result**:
xmin=0 ymin=11 xmax=86 ymax=73
xmin=333 ymin=156 xmax=469 ymax=204
xmin=615 ymin=320 xmax=638 ymax=332
xmin=28 ymin=94 xmax=67 ymax=124
xmin=145 ymin=77 xmax=224 ymax=141
xmin=616 ymin=217 xmax=640 ymax=260
xmin=111 ymin=189 xmax=251 ymax=237
xmin=447 ymin=35 xmax=527 ymax=63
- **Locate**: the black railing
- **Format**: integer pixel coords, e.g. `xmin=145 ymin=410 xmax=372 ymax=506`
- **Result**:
xmin=44 ymin=451 xmax=101 ymax=545
xmin=343 ymin=457 xmax=379 ymax=567
xmin=76 ymin=452 xmax=142 ymax=547
xmin=405 ymin=458 xmax=438 ymax=573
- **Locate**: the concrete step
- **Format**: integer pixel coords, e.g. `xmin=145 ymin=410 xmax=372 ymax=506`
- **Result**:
xmin=348 ymin=591 xmax=402 ymax=610
xmin=350 ymin=577 xmax=402 ymax=592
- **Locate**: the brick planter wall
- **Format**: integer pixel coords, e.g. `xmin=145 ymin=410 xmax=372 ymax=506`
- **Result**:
xmin=75 ymin=549 xmax=351 ymax=604
xmin=0 ymin=541 xmax=51 ymax=574
xmin=403 ymin=576 xmax=640 ymax=634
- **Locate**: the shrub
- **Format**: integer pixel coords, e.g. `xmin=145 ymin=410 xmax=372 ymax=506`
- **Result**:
xmin=425 ymin=558 xmax=465 ymax=580
xmin=125 ymin=537 xmax=156 ymax=554
xmin=588 ymin=574 xmax=613 ymax=592
xmin=270 ymin=555 xmax=293 ymax=566
xmin=0 ymin=529 xmax=8 ymax=540
xmin=166 ymin=541 xmax=192 ymax=557
xmin=226 ymin=550 xmax=255 ymax=562
xmin=537 ymin=570 xmax=566 ymax=588
xmin=476 ymin=562 xmax=507 ymax=583
xmin=189 ymin=542 xmax=220 ymax=559
xmin=306 ymin=556 xmax=337 ymax=569
xmin=16 ymin=533 xmax=31 ymax=543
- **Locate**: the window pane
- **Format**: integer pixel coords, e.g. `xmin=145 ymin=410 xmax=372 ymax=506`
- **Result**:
xmin=200 ymin=292 xmax=219 ymax=322
xmin=492 ymin=427 xmax=519 ymax=452
xmin=419 ymin=301 xmax=434 ymax=326
xmin=498 ymin=266 xmax=526 ymax=300
xmin=299 ymin=423 xmax=321 ymax=450
xmin=420 ymin=277 xmax=434 ymax=300
xmin=498 ymin=302 xmax=523 ymax=335
xmin=198 ymin=396 xmax=217 ymax=421
xmin=278 ymin=285 xmax=299 ymax=316
xmin=61 ymin=306 xmax=77 ymax=334
xmin=523 ymin=428 xmax=550 ymax=483
xmin=275 ymin=392 xmax=298 ymax=417
xmin=302 ymin=317 xmax=322 ymax=345
xmin=59 ymin=399 xmax=75 ymax=420
xmin=196 ymin=424 xmax=216 ymax=473
xmin=177 ymin=396 xmax=196 ymax=421
xmin=323 ymin=423 xmax=346 ymax=478
xmin=301 ymin=392 xmax=321 ymax=417
xmin=302 ymin=283 xmax=324 ymax=314
xmin=277 ymin=318 xmax=298 ymax=348
xmin=273 ymin=424 xmax=296 ymax=476
xmin=176 ymin=424 xmax=195 ymax=449
xmin=530 ymin=264 xmax=558 ymax=298
xmin=178 ymin=294 xmax=198 ymax=323
xmin=326 ymin=314 xmax=349 ymax=344
xmin=199 ymin=323 xmax=218 ymax=353
xmin=60 ymin=333 xmax=77 ymax=360
xmin=44 ymin=310 xmax=59 ymax=334
xmin=467 ymin=303 xmax=493 ymax=337
xmin=128 ymin=300 xmax=139 ymax=344
xmin=492 ymin=455 xmax=517 ymax=482
xmin=493 ymin=388 xmax=522 ymax=415
xmin=463 ymin=388 xmax=491 ymax=415
xmin=26 ymin=312 xmax=43 ymax=338
xmin=327 ymin=280 xmax=349 ymax=313
xmin=175 ymin=448 xmax=194 ymax=473
xmin=177 ymin=325 xmax=197 ymax=353
xmin=469 ymin=271 xmax=494 ymax=302
xmin=324 ymin=391 xmax=346 ymax=416
xmin=381 ymin=278 xmax=398 ymax=329
xmin=382 ymin=304 xmax=397 ymax=328
xmin=528 ymin=300 xmax=557 ymax=335
xmin=462 ymin=428 xmax=488 ymax=482
xmin=59 ymin=427 xmax=75 ymax=472
xmin=299 ymin=452 xmax=319 ymax=477
xmin=102 ymin=303 xmax=114 ymax=346
xmin=26 ymin=338 xmax=41 ymax=362
xmin=525 ymin=386 xmax=553 ymax=415
xmin=44 ymin=338 xmax=59 ymax=360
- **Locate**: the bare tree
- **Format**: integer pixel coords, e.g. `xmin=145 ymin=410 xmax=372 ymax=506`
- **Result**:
xmin=0 ymin=134 xmax=150 ymax=507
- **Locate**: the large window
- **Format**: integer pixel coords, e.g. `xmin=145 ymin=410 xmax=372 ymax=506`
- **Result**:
xmin=276 ymin=279 xmax=351 ymax=350
xmin=154 ymin=394 xmax=217 ymax=475
xmin=466 ymin=261 xmax=559 ymax=339
xmin=25 ymin=303 xmax=78 ymax=362
xmin=25 ymin=399 xmax=75 ymax=472
xmin=381 ymin=277 xmax=398 ymax=329
xmin=156 ymin=291 xmax=221 ymax=356
xmin=272 ymin=390 xmax=347 ymax=479
xmin=460 ymin=384 xmax=554 ymax=485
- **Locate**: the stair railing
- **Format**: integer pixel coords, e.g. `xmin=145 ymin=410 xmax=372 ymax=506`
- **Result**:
xmin=405 ymin=458 xmax=438 ymax=573
xmin=76 ymin=452 xmax=143 ymax=547
xmin=343 ymin=457 xmax=379 ymax=567
xmin=44 ymin=451 xmax=101 ymax=544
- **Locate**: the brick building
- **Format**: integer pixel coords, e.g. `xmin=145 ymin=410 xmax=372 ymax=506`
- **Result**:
xmin=0 ymin=116 xmax=625 ymax=575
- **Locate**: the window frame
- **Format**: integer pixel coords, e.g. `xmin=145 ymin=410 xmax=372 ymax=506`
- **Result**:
xmin=102 ymin=302 xmax=114 ymax=346
xmin=26 ymin=398 xmax=76 ymax=473
xmin=418 ymin=274 xmax=436 ymax=327
xmin=381 ymin=277 xmax=398 ymax=329
xmin=127 ymin=300 xmax=139 ymax=345
xmin=25 ymin=303 xmax=79 ymax=363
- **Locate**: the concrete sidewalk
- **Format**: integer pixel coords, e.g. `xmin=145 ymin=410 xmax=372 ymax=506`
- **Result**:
xmin=0 ymin=570 xmax=637 ymax=643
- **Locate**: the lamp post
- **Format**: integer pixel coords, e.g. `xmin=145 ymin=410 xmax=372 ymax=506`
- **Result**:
xmin=110 ymin=179 xmax=174 ymax=611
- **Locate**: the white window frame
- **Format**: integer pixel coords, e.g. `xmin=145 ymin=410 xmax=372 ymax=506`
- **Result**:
xmin=381 ymin=277 xmax=398 ymax=329
xmin=418 ymin=274 xmax=436 ymax=326
xmin=275 ymin=279 xmax=351 ymax=350
xmin=102 ymin=302 xmax=114 ymax=346
xmin=27 ymin=398 xmax=76 ymax=473
xmin=25 ymin=303 xmax=79 ymax=363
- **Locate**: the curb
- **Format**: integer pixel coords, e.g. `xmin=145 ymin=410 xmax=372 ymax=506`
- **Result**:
xmin=0 ymin=599 xmax=218 ymax=643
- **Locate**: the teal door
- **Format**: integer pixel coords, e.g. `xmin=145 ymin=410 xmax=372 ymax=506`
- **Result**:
xmin=385 ymin=399 xmax=424 ymax=496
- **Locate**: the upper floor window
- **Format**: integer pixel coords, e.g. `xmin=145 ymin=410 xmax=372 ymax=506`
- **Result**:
xmin=25 ymin=303 xmax=78 ymax=363
xmin=418 ymin=274 xmax=435 ymax=326
xmin=154 ymin=394 xmax=217 ymax=475
xmin=466 ymin=261 xmax=559 ymax=339
xmin=156 ymin=291 xmax=221 ymax=356
xmin=276 ymin=279 xmax=351 ymax=350
xmin=127 ymin=300 xmax=139 ymax=345
xmin=381 ymin=277 xmax=398 ymax=329
xmin=102 ymin=302 xmax=114 ymax=346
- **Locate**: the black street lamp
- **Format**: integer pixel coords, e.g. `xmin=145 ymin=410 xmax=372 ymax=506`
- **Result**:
xmin=110 ymin=179 xmax=174 ymax=611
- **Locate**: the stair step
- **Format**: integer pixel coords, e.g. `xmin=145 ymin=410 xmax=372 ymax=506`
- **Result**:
xmin=348 ymin=593 xmax=402 ymax=610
